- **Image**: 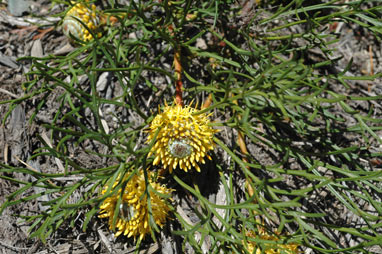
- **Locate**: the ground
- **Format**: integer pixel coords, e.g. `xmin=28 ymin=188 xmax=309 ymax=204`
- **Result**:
xmin=1 ymin=0 xmax=382 ymax=253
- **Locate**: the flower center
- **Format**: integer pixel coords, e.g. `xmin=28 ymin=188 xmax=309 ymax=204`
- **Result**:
xmin=119 ymin=203 xmax=136 ymax=221
xmin=168 ymin=139 xmax=193 ymax=158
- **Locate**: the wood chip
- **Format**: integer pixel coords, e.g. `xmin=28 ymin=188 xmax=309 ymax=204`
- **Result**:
xmin=35 ymin=241 xmax=89 ymax=254
xmin=97 ymin=229 xmax=113 ymax=254
xmin=0 ymin=52 xmax=18 ymax=68
xmin=96 ymin=72 xmax=112 ymax=92
xmin=31 ymin=39 xmax=43 ymax=57
xmin=53 ymin=43 xmax=75 ymax=55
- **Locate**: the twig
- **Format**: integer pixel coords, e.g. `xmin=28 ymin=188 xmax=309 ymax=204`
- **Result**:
xmin=232 ymin=96 xmax=257 ymax=200
xmin=0 ymin=241 xmax=29 ymax=251
xmin=0 ymin=87 xmax=19 ymax=99
xmin=0 ymin=11 xmax=59 ymax=27
xmin=33 ymin=26 xmax=54 ymax=40
xmin=14 ymin=155 xmax=56 ymax=186
xmin=97 ymin=229 xmax=113 ymax=254
xmin=368 ymin=45 xmax=374 ymax=93
xmin=98 ymin=108 xmax=110 ymax=134
xmin=41 ymin=131 xmax=65 ymax=173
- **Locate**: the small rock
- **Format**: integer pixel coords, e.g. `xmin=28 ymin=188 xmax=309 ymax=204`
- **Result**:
xmin=96 ymin=72 xmax=112 ymax=92
xmin=196 ymin=38 xmax=207 ymax=50
xmin=128 ymin=32 xmax=137 ymax=40
xmin=8 ymin=0 xmax=31 ymax=16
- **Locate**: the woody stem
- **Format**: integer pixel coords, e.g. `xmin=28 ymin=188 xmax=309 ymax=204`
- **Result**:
xmin=174 ymin=45 xmax=184 ymax=107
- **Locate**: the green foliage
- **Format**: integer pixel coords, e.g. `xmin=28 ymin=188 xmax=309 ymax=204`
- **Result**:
xmin=1 ymin=0 xmax=382 ymax=252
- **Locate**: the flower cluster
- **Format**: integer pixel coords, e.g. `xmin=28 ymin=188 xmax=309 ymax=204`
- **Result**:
xmin=99 ymin=170 xmax=172 ymax=241
xmin=243 ymin=227 xmax=299 ymax=254
xmin=62 ymin=2 xmax=101 ymax=42
xmin=147 ymin=102 xmax=218 ymax=173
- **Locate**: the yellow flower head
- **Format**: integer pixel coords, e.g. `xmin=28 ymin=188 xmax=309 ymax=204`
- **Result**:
xmin=243 ymin=227 xmax=299 ymax=254
xmin=98 ymin=170 xmax=173 ymax=241
xmin=147 ymin=102 xmax=218 ymax=173
xmin=62 ymin=2 xmax=102 ymax=42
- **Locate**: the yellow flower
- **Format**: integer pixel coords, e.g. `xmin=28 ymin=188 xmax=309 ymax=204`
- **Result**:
xmin=243 ymin=227 xmax=299 ymax=254
xmin=62 ymin=2 xmax=101 ymax=42
xmin=147 ymin=102 xmax=218 ymax=173
xmin=98 ymin=170 xmax=172 ymax=241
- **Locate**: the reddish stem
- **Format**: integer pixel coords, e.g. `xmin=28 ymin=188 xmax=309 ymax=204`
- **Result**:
xmin=174 ymin=47 xmax=184 ymax=106
xmin=175 ymin=80 xmax=183 ymax=107
xmin=202 ymin=94 xmax=213 ymax=109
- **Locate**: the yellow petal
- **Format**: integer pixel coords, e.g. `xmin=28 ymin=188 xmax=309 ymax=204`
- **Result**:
xmin=172 ymin=159 xmax=178 ymax=169
xmin=153 ymin=156 xmax=160 ymax=165
xmin=127 ymin=231 xmax=133 ymax=238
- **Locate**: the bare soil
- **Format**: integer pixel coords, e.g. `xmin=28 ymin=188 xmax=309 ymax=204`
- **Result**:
xmin=1 ymin=0 xmax=382 ymax=253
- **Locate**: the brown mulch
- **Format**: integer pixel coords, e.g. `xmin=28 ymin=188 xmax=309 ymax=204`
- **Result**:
xmin=1 ymin=1 xmax=382 ymax=253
